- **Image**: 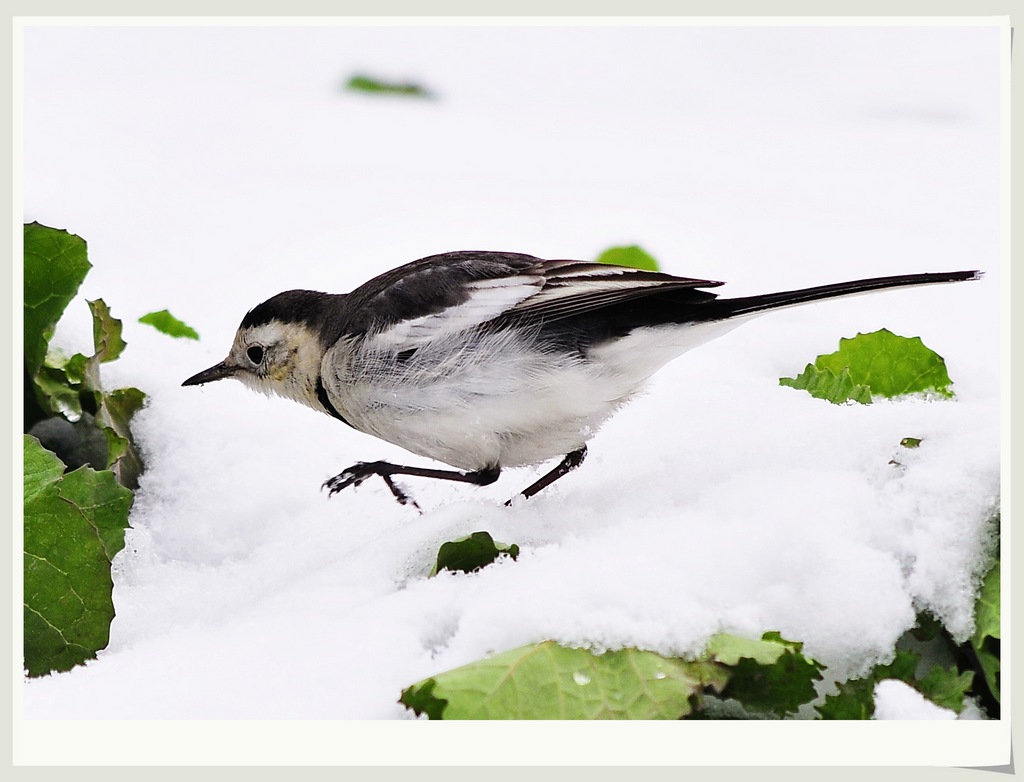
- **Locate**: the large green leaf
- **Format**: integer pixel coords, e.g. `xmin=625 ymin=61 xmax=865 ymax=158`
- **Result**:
xmin=23 ymin=223 xmax=91 ymax=377
xmin=401 ymin=641 xmax=730 ymax=720
xmin=23 ymin=436 xmax=132 ymax=677
xmin=780 ymin=329 xmax=955 ymax=404
xmin=400 ymin=631 xmax=825 ymax=720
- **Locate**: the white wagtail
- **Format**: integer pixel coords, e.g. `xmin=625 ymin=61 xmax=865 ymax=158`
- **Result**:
xmin=183 ymin=251 xmax=980 ymax=508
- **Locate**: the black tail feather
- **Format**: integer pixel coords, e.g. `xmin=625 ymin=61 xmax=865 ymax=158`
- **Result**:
xmin=706 ymin=270 xmax=983 ymax=320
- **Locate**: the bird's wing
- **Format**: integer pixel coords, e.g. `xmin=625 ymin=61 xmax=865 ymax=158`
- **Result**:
xmin=508 ymin=260 xmax=722 ymax=322
xmin=348 ymin=251 xmax=722 ymax=350
xmin=345 ymin=252 xmax=546 ymax=349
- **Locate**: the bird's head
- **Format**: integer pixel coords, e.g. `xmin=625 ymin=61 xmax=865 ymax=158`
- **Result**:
xmin=182 ymin=290 xmax=342 ymax=409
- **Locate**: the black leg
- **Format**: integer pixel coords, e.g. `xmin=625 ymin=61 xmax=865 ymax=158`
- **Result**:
xmin=506 ymin=446 xmax=588 ymax=506
xmin=323 ymin=460 xmax=501 ymax=507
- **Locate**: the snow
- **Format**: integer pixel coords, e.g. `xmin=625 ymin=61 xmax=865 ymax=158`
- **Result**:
xmin=873 ymin=680 xmax=957 ymax=721
xmin=18 ymin=19 xmax=1004 ymax=762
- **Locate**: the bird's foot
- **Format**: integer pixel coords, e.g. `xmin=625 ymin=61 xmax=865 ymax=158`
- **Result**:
xmin=322 ymin=461 xmax=422 ymax=510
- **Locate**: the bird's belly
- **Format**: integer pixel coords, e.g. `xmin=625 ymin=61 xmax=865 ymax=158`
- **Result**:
xmin=351 ymin=368 xmax=627 ymax=470
xmin=327 ymin=338 xmax=632 ymax=471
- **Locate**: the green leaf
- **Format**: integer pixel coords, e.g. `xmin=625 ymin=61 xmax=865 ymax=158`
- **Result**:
xmin=23 ymin=223 xmax=91 ymax=377
xmin=780 ymin=329 xmax=955 ymax=404
xmin=23 ymin=435 xmax=67 ymax=502
xmin=705 ymin=632 xmax=792 ymax=667
xmin=400 ymin=678 xmax=447 ymax=720
xmin=916 ymin=665 xmax=974 ymax=713
xmin=33 ymin=363 xmax=85 ymax=421
xmin=709 ymin=632 xmax=825 ymax=716
xmin=817 ymin=649 xmax=919 ymax=719
xmin=816 ymin=678 xmax=875 ymax=719
xmin=139 ymin=309 xmax=200 ymax=340
xmin=400 ymin=633 xmax=830 ymax=720
xmin=87 ymin=299 xmax=127 ymax=363
xmin=55 ymin=465 xmax=133 ymax=562
xmin=345 ymin=74 xmax=433 ymax=97
xmin=910 ymin=611 xmax=945 ymax=643
xmin=23 ymin=435 xmax=132 ymax=677
xmin=430 ymin=531 xmax=519 ymax=576
xmin=779 ymin=364 xmax=875 ymax=405
xmin=972 ymin=558 xmax=1000 ymax=647
xmin=900 ymin=437 xmax=923 ymax=449
xmin=96 ymin=387 xmax=146 ymax=489
xmin=971 ymin=557 xmax=1000 ymax=703
xmin=595 ymin=245 xmax=661 ymax=272
xmin=400 ymin=642 xmax=730 ymax=720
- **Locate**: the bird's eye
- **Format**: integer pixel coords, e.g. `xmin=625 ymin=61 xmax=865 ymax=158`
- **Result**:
xmin=246 ymin=345 xmax=265 ymax=365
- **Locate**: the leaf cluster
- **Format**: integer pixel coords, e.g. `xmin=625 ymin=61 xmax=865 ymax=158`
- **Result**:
xmin=24 ymin=223 xmax=146 ymax=488
xmin=21 ymin=222 xmax=187 ymax=678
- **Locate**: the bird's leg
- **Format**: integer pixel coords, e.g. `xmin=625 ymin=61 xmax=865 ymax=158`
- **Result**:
xmin=323 ymin=460 xmax=501 ymax=507
xmin=506 ymin=446 xmax=588 ymax=506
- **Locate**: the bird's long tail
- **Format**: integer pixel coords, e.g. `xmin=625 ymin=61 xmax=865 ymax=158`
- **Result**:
xmin=706 ymin=269 xmax=982 ymax=320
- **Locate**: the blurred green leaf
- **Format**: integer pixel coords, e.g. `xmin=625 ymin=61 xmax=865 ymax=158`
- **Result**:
xmin=595 ymin=245 xmax=660 ymax=272
xmin=346 ymin=74 xmax=433 ymax=97
xmin=139 ymin=309 xmax=200 ymax=340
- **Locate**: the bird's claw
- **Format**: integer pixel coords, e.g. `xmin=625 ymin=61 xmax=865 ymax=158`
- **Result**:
xmin=322 ymin=462 xmax=372 ymax=496
xmin=322 ymin=461 xmax=422 ymax=510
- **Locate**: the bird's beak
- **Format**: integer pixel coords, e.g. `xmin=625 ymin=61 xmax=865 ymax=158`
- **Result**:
xmin=182 ymin=361 xmax=237 ymax=387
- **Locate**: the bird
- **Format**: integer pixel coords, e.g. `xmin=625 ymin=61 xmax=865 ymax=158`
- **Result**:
xmin=182 ymin=251 xmax=981 ymax=509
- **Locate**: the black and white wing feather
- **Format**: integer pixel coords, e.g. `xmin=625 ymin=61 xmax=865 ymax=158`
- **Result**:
xmin=342 ymin=251 xmax=724 ymax=350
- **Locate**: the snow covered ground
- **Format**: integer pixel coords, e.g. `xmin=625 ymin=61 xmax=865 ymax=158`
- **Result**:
xmin=18 ymin=19 xmax=1004 ymax=763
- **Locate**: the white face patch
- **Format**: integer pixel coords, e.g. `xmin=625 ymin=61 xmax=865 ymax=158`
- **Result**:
xmin=227 ymin=320 xmax=327 ymax=408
